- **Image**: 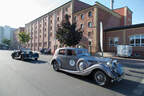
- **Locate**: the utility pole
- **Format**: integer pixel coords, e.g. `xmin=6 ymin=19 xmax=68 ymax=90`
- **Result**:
xmin=111 ymin=0 xmax=114 ymax=10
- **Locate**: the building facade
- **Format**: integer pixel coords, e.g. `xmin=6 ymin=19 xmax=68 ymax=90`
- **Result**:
xmin=25 ymin=0 xmax=144 ymax=56
xmin=25 ymin=0 xmax=90 ymax=53
xmin=104 ymin=23 xmax=144 ymax=56
xmin=0 ymin=26 xmax=16 ymax=44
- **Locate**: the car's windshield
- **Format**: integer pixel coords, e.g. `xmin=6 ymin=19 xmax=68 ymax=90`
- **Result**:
xmin=77 ymin=49 xmax=90 ymax=56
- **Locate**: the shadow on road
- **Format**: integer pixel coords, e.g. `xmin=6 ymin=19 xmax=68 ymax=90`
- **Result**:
xmin=16 ymin=59 xmax=48 ymax=64
xmin=115 ymin=59 xmax=144 ymax=69
xmin=58 ymin=71 xmax=140 ymax=96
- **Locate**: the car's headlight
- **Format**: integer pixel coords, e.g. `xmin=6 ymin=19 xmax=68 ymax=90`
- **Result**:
xmin=106 ymin=61 xmax=112 ymax=67
xmin=78 ymin=61 xmax=87 ymax=71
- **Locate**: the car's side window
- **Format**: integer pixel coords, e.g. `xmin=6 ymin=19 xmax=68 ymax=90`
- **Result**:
xmin=67 ymin=49 xmax=76 ymax=56
xmin=58 ymin=49 xmax=66 ymax=55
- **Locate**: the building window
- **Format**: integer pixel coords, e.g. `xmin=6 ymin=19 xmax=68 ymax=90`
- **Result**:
xmin=39 ymin=43 xmax=42 ymax=46
xmin=50 ymin=20 xmax=52 ymax=23
xmin=50 ymin=32 xmax=52 ymax=37
xmin=109 ymin=38 xmax=114 ymax=46
xmin=141 ymin=35 xmax=144 ymax=46
xmin=44 ymin=42 xmax=47 ymax=47
xmin=65 ymin=7 xmax=68 ymax=12
xmin=74 ymin=16 xmax=77 ymax=21
xmin=88 ymin=22 xmax=92 ymax=28
xmin=49 ymin=41 xmax=51 ymax=47
xmin=88 ymin=41 xmax=92 ymax=46
xmin=88 ymin=11 xmax=92 ymax=17
xmin=129 ymin=35 xmax=144 ymax=46
xmin=109 ymin=37 xmax=119 ymax=47
xmin=114 ymin=37 xmax=119 ymax=46
xmin=50 ymin=26 xmax=52 ymax=30
xmin=57 ymin=17 xmax=59 ymax=21
xmin=80 ymin=24 xmax=84 ymax=29
xmin=80 ymin=14 xmax=84 ymax=20
xmin=44 ymin=34 xmax=46 ymax=37
xmin=88 ymin=32 xmax=91 ymax=38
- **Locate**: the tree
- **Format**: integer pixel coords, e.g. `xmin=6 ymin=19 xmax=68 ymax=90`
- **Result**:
xmin=18 ymin=32 xmax=30 ymax=47
xmin=2 ymin=38 xmax=11 ymax=46
xmin=56 ymin=14 xmax=83 ymax=47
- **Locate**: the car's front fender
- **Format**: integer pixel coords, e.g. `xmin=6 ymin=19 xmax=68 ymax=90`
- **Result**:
xmin=78 ymin=64 xmax=114 ymax=77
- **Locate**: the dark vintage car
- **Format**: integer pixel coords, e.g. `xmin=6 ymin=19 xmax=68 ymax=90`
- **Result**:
xmin=51 ymin=47 xmax=124 ymax=86
xmin=11 ymin=48 xmax=39 ymax=61
xmin=40 ymin=48 xmax=51 ymax=55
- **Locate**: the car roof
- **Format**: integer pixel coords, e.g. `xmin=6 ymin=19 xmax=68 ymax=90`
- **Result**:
xmin=57 ymin=47 xmax=87 ymax=50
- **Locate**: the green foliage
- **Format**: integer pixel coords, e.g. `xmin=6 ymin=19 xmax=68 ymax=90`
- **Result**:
xmin=18 ymin=32 xmax=30 ymax=45
xmin=56 ymin=14 xmax=83 ymax=47
xmin=2 ymin=38 xmax=11 ymax=46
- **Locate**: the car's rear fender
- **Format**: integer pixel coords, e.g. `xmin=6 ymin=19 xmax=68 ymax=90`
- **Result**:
xmin=51 ymin=58 xmax=62 ymax=67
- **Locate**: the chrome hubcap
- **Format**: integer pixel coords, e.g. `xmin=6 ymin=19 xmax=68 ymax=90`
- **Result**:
xmin=53 ymin=62 xmax=58 ymax=70
xmin=95 ymin=73 xmax=106 ymax=85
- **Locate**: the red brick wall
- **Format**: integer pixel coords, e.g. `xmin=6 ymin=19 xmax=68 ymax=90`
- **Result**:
xmin=73 ymin=7 xmax=95 ymax=49
xmin=104 ymin=27 xmax=144 ymax=56
xmin=97 ymin=7 xmax=121 ymax=30
xmin=113 ymin=8 xmax=125 ymax=26
xmin=113 ymin=7 xmax=132 ymax=26
xmin=73 ymin=0 xmax=91 ymax=13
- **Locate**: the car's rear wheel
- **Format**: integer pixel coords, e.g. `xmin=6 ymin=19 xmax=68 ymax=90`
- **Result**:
xmin=12 ymin=54 xmax=15 ymax=59
xmin=53 ymin=61 xmax=59 ymax=71
xmin=93 ymin=70 xmax=110 ymax=86
xmin=20 ymin=55 xmax=24 ymax=61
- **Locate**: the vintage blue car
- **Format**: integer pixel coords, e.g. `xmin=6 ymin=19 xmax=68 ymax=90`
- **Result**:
xmin=51 ymin=47 xmax=124 ymax=86
xmin=11 ymin=48 xmax=39 ymax=61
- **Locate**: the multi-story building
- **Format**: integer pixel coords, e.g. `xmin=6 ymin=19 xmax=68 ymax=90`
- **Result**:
xmin=25 ymin=0 xmax=144 ymax=56
xmin=0 ymin=27 xmax=4 ymax=43
xmin=0 ymin=26 xmax=16 ymax=44
xmin=25 ymin=0 xmax=91 ymax=52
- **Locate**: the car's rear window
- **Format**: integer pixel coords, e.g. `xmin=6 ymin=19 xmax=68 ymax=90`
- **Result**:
xmin=58 ymin=49 xmax=66 ymax=55
xmin=67 ymin=49 xmax=76 ymax=56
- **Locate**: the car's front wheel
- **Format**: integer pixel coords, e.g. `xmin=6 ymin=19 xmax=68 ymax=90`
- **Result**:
xmin=35 ymin=58 xmax=38 ymax=61
xmin=52 ymin=61 xmax=59 ymax=71
xmin=93 ymin=70 xmax=110 ymax=86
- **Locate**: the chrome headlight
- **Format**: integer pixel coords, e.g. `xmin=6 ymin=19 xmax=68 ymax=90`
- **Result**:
xmin=78 ymin=61 xmax=87 ymax=71
xmin=106 ymin=61 xmax=112 ymax=67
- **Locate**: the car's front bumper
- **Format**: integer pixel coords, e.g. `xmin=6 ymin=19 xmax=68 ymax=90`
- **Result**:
xmin=111 ymin=72 xmax=124 ymax=82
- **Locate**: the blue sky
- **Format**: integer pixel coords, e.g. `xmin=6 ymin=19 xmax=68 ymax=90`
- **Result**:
xmin=85 ymin=0 xmax=144 ymax=24
xmin=0 ymin=0 xmax=143 ymax=28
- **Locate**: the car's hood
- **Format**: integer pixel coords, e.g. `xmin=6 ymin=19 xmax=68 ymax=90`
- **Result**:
xmin=79 ymin=55 xmax=112 ymax=63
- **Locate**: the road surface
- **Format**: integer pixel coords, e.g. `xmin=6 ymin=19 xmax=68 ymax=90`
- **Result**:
xmin=0 ymin=50 xmax=144 ymax=96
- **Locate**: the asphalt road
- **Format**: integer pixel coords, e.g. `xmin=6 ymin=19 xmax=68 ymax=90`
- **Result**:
xmin=0 ymin=50 xmax=144 ymax=96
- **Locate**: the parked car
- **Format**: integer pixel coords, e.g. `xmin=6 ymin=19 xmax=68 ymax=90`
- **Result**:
xmin=11 ymin=48 xmax=39 ymax=61
xmin=51 ymin=47 xmax=124 ymax=86
xmin=40 ymin=48 xmax=51 ymax=54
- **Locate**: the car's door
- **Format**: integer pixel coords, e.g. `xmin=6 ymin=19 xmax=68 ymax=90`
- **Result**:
xmin=57 ymin=49 xmax=67 ymax=69
xmin=65 ymin=49 xmax=78 ymax=71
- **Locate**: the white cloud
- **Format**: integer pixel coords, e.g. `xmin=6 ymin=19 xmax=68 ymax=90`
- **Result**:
xmin=0 ymin=0 xmax=69 ymax=28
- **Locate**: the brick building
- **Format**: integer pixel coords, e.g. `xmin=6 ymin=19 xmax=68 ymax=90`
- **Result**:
xmin=25 ymin=0 xmax=144 ymax=56
xmin=104 ymin=23 xmax=144 ymax=56
xmin=25 ymin=0 xmax=90 ymax=52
